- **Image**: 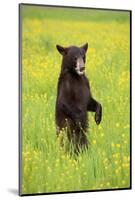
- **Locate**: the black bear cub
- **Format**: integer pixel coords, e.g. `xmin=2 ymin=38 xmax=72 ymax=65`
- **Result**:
xmin=55 ymin=43 xmax=102 ymax=153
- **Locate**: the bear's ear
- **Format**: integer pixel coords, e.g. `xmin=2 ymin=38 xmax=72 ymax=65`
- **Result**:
xmin=56 ymin=45 xmax=68 ymax=55
xmin=81 ymin=43 xmax=88 ymax=53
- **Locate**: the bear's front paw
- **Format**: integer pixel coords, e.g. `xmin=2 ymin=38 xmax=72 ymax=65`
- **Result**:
xmin=95 ymin=113 xmax=101 ymax=125
xmin=95 ymin=110 xmax=102 ymax=125
xmin=95 ymin=104 xmax=102 ymax=125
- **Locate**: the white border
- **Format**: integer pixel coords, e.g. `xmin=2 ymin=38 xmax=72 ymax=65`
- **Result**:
xmin=0 ymin=0 xmax=134 ymax=199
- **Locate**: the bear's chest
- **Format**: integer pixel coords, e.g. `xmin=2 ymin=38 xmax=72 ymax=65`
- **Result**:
xmin=69 ymin=76 xmax=90 ymax=103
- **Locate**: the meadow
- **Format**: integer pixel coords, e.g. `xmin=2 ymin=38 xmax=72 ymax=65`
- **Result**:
xmin=21 ymin=5 xmax=130 ymax=195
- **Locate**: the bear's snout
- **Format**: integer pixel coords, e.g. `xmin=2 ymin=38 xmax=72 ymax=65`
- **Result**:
xmin=75 ymin=57 xmax=85 ymax=75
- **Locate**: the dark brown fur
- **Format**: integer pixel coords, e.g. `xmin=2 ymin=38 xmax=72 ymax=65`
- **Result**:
xmin=55 ymin=43 xmax=102 ymax=153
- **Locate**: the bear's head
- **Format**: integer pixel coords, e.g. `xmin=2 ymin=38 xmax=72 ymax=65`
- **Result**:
xmin=56 ymin=43 xmax=88 ymax=76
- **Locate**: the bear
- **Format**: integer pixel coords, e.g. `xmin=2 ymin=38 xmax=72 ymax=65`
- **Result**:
xmin=55 ymin=43 xmax=102 ymax=153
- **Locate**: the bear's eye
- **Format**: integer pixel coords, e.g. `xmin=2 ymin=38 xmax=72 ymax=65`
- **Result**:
xmin=74 ymin=56 xmax=77 ymax=61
